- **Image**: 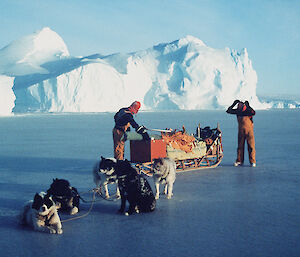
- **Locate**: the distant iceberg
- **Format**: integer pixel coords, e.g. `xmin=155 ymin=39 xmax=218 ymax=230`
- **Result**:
xmin=259 ymin=96 xmax=300 ymax=109
xmin=0 ymin=27 xmax=294 ymax=115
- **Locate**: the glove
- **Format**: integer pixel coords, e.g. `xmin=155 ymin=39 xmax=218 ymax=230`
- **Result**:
xmin=136 ymin=125 xmax=147 ymax=134
xmin=142 ymin=132 xmax=151 ymax=141
xmin=137 ymin=125 xmax=150 ymax=140
xmin=233 ymin=99 xmax=240 ymax=105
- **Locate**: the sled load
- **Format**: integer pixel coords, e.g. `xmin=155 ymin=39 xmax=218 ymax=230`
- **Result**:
xmin=125 ymin=123 xmax=223 ymax=175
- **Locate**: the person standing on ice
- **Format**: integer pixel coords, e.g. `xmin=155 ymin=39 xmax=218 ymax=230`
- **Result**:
xmin=113 ymin=101 xmax=150 ymax=160
xmin=226 ymin=100 xmax=256 ymax=167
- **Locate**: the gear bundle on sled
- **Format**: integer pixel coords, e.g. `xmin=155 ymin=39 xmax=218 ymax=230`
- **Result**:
xmin=125 ymin=124 xmax=223 ymax=175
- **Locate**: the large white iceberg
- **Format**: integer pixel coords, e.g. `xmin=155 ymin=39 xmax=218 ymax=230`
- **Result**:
xmin=0 ymin=75 xmax=15 ymax=116
xmin=0 ymin=27 xmax=278 ymax=115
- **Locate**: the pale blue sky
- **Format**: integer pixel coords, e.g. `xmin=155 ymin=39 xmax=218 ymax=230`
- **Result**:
xmin=1 ymin=0 xmax=299 ymax=98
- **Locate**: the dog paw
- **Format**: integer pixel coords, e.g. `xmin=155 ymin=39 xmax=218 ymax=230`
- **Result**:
xmin=155 ymin=195 xmax=160 ymax=200
xmin=57 ymin=228 xmax=63 ymax=234
xmin=135 ymin=207 xmax=140 ymax=213
xmin=49 ymin=228 xmax=56 ymax=234
xmin=125 ymin=212 xmax=129 ymax=216
xmin=70 ymin=207 xmax=78 ymax=215
xmin=167 ymin=193 xmax=174 ymax=199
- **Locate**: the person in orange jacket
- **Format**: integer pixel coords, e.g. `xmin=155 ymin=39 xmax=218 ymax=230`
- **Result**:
xmin=226 ymin=100 xmax=256 ymax=167
xmin=113 ymin=101 xmax=150 ymax=160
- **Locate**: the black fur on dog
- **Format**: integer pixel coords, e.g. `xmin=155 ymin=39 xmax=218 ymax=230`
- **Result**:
xmin=115 ymin=159 xmax=156 ymax=215
xmin=47 ymin=178 xmax=80 ymax=215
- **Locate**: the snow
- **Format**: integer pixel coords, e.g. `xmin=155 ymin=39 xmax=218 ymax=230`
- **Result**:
xmin=0 ymin=27 xmax=297 ymax=116
xmin=0 ymin=75 xmax=15 ymax=115
xmin=0 ymin=110 xmax=299 ymax=257
xmin=0 ymin=27 xmax=69 ymax=76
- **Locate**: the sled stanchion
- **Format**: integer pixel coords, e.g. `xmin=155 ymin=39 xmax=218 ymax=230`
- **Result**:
xmin=145 ymin=127 xmax=173 ymax=133
xmin=134 ymin=162 xmax=154 ymax=177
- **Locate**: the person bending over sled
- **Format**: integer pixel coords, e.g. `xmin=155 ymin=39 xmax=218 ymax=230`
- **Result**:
xmin=113 ymin=101 xmax=150 ymax=160
xmin=226 ymin=100 xmax=256 ymax=167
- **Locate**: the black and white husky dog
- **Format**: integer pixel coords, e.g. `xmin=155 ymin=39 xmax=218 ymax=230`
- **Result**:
xmin=152 ymin=158 xmax=177 ymax=199
xmin=19 ymin=192 xmax=63 ymax=234
xmin=93 ymin=156 xmax=120 ymax=198
xmin=115 ymin=159 xmax=156 ymax=216
xmin=47 ymin=178 xmax=80 ymax=215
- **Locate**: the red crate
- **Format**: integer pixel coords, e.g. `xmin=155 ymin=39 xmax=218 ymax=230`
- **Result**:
xmin=130 ymin=139 xmax=167 ymax=163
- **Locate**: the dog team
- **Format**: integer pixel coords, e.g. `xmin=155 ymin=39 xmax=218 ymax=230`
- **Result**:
xmin=19 ymin=101 xmax=178 ymax=234
xmin=19 ymin=156 xmax=176 ymax=234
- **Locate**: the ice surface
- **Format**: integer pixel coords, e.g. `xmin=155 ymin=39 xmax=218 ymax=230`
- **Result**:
xmin=1 ymin=27 xmax=291 ymax=116
xmin=0 ymin=110 xmax=299 ymax=256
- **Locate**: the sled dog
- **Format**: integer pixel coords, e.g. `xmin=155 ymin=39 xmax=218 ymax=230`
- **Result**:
xmin=115 ymin=159 xmax=156 ymax=216
xmin=93 ymin=156 xmax=120 ymax=198
xmin=47 ymin=178 xmax=80 ymax=215
xmin=152 ymin=158 xmax=176 ymax=199
xmin=19 ymin=192 xmax=63 ymax=234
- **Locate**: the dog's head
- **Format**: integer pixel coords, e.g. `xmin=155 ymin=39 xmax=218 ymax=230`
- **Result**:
xmin=99 ymin=156 xmax=117 ymax=176
xmin=47 ymin=178 xmax=72 ymax=198
xmin=32 ymin=192 xmax=55 ymax=216
xmin=152 ymin=158 xmax=164 ymax=175
xmin=115 ymin=159 xmax=137 ymax=177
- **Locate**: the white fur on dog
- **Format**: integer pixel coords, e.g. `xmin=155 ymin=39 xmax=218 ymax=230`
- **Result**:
xmin=19 ymin=192 xmax=63 ymax=234
xmin=153 ymin=158 xmax=176 ymax=199
xmin=93 ymin=157 xmax=120 ymax=199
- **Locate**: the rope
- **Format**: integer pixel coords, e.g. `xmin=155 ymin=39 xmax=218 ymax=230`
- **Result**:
xmin=60 ymin=187 xmax=120 ymax=223
xmin=61 ymin=190 xmax=96 ymax=223
xmin=77 ymin=189 xmax=101 ymax=203
xmin=93 ymin=188 xmax=120 ymax=202
xmin=78 ymin=188 xmax=119 ymax=202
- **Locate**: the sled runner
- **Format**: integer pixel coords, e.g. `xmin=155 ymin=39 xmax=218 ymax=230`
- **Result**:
xmin=128 ymin=124 xmax=223 ymax=176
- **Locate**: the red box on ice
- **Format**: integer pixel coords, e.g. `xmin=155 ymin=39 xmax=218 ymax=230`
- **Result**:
xmin=130 ymin=139 xmax=167 ymax=163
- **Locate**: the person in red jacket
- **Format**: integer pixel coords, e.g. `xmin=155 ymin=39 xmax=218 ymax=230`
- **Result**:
xmin=226 ymin=100 xmax=256 ymax=167
xmin=113 ymin=101 xmax=150 ymax=160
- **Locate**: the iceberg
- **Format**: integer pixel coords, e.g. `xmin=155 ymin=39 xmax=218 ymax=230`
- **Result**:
xmin=0 ymin=27 xmax=281 ymax=115
xmin=0 ymin=75 xmax=15 ymax=116
xmin=0 ymin=27 xmax=69 ymax=76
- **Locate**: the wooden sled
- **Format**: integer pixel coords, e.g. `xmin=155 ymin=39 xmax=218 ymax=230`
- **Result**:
xmin=130 ymin=124 xmax=223 ymax=176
